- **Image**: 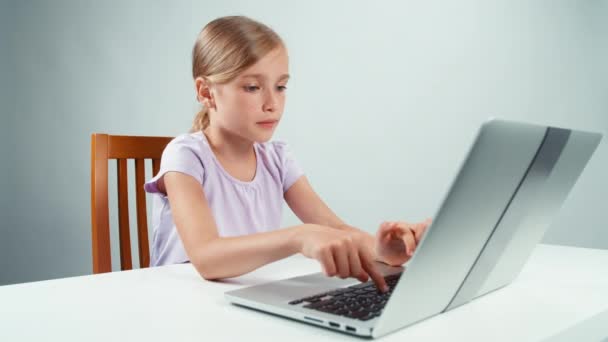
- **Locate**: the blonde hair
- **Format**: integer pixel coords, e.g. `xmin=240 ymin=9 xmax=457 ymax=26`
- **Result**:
xmin=190 ymin=16 xmax=285 ymax=133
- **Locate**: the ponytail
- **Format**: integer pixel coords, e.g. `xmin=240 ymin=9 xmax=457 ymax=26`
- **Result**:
xmin=190 ymin=106 xmax=210 ymax=133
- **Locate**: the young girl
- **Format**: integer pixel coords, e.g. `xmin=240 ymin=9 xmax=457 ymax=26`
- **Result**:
xmin=144 ymin=16 xmax=431 ymax=293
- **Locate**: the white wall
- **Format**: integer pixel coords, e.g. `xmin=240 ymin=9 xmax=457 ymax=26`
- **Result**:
xmin=1 ymin=0 xmax=606 ymax=285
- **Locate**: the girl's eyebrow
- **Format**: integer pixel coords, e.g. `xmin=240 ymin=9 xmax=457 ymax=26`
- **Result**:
xmin=240 ymin=73 xmax=290 ymax=81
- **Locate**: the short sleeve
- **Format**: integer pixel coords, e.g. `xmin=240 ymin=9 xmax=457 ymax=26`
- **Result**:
xmin=144 ymin=135 xmax=205 ymax=195
xmin=273 ymin=141 xmax=304 ymax=193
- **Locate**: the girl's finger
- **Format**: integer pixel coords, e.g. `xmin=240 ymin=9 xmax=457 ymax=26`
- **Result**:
xmin=378 ymin=222 xmax=395 ymax=242
xmin=359 ymin=247 xmax=389 ymax=292
xmin=320 ymin=248 xmax=336 ymax=277
xmin=332 ymin=244 xmax=350 ymax=279
xmin=412 ymin=223 xmax=426 ymax=244
xmin=401 ymin=228 xmax=417 ymax=257
xmin=417 ymin=220 xmax=432 ymax=242
xmin=348 ymin=242 xmax=368 ymax=282
xmin=394 ymin=221 xmax=419 ymax=246
xmin=378 ymin=221 xmax=393 ymax=235
xmin=389 ymin=224 xmax=408 ymax=244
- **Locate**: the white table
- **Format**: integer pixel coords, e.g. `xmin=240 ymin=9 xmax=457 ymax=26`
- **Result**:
xmin=1 ymin=244 xmax=607 ymax=341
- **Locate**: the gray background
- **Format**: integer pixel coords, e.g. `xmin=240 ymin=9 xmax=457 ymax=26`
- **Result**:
xmin=1 ymin=0 xmax=606 ymax=286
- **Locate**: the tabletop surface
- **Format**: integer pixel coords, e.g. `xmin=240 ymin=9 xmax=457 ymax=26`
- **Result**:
xmin=1 ymin=244 xmax=607 ymax=341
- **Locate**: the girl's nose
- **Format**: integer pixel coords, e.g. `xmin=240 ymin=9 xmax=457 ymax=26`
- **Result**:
xmin=262 ymin=89 xmax=277 ymax=112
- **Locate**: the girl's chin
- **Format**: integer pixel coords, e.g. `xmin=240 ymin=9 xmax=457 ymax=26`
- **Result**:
xmin=254 ymin=134 xmax=274 ymax=143
xmin=252 ymin=127 xmax=276 ymax=142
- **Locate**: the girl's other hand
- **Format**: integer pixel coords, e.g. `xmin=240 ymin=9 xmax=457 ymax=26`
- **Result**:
xmin=375 ymin=218 xmax=432 ymax=266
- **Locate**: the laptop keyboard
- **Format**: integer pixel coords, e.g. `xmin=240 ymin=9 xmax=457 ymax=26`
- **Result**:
xmin=287 ymin=273 xmax=402 ymax=321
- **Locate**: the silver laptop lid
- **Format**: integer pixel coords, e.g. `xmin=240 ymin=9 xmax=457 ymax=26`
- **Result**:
xmin=373 ymin=119 xmax=602 ymax=338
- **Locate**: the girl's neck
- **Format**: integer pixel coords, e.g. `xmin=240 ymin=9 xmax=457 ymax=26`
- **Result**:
xmin=203 ymin=126 xmax=255 ymax=161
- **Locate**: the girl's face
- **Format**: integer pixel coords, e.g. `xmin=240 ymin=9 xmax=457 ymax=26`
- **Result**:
xmin=209 ymin=47 xmax=289 ymax=143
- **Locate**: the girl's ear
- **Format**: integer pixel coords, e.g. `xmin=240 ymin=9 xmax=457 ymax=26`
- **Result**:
xmin=195 ymin=77 xmax=216 ymax=109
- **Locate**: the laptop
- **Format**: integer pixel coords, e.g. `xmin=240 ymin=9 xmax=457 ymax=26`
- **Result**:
xmin=225 ymin=118 xmax=603 ymax=338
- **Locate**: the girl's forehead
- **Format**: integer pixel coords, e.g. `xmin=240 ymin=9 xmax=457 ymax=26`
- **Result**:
xmin=238 ymin=48 xmax=289 ymax=80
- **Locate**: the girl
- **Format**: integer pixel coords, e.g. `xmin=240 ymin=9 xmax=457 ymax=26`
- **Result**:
xmin=144 ymin=16 xmax=431 ymax=293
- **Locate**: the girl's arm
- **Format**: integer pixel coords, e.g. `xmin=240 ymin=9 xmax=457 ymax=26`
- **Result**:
xmin=161 ymin=171 xmax=299 ymax=279
xmin=161 ymin=172 xmax=387 ymax=290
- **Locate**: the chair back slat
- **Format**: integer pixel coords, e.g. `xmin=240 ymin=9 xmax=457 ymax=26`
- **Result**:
xmin=135 ymin=158 xmax=150 ymax=268
xmin=117 ymin=158 xmax=133 ymax=270
xmin=152 ymin=159 xmax=161 ymax=177
xmin=90 ymin=133 xmax=172 ymax=273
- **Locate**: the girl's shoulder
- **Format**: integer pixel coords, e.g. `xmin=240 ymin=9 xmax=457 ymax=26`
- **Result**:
xmin=159 ymin=131 xmax=211 ymax=165
xmin=172 ymin=130 xmax=206 ymax=144
xmin=144 ymin=132 xmax=208 ymax=194
xmin=166 ymin=131 xmax=210 ymax=152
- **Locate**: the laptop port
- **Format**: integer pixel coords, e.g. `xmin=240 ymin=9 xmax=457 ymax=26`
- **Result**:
xmin=304 ymin=316 xmax=323 ymax=324
xmin=329 ymin=322 xmax=339 ymax=328
xmin=346 ymin=326 xmax=356 ymax=332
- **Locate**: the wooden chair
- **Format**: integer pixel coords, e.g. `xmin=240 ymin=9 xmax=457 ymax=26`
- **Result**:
xmin=90 ymin=134 xmax=173 ymax=274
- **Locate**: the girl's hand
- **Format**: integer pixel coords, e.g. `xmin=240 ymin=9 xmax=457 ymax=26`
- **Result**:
xmin=296 ymin=224 xmax=389 ymax=292
xmin=375 ymin=218 xmax=432 ymax=266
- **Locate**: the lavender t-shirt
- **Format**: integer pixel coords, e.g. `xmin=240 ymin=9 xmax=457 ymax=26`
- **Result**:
xmin=143 ymin=131 xmax=304 ymax=266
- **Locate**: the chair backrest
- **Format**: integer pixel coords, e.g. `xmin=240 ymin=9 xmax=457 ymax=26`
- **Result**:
xmin=90 ymin=133 xmax=173 ymax=273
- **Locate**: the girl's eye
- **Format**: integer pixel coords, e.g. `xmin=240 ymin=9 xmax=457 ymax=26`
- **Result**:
xmin=244 ymin=85 xmax=260 ymax=92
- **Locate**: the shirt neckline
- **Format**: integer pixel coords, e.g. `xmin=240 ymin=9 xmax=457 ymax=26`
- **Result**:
xmin=196 ymin=131 xmax=261 ymax=186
